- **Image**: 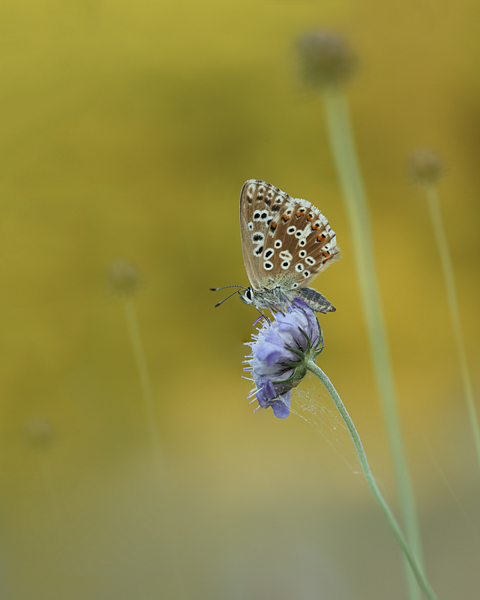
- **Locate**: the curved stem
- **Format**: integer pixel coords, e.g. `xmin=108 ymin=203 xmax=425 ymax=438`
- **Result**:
xmin=307 ymin=361 xmax=439 ymax=600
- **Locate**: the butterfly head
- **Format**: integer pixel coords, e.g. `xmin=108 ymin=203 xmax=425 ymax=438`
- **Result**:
xmin=239 ymin=287 xmax=255 ymax=306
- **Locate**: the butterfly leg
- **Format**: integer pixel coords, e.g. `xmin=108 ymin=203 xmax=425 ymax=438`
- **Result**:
xmin=295 ymin=287 xmax=336 ymax=313
xmin=255 ymin=307 xmax=270 ymax=322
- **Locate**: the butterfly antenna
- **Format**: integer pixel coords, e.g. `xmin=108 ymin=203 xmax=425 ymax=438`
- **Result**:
xmin=210 ymin=285 xmax=246 ymax=291
xmin=213 ymin=289 xmax=242 ymax=308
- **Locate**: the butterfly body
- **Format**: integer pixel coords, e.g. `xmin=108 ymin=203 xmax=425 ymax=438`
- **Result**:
xmin=239 ymin=179 xmax=340 ymax=313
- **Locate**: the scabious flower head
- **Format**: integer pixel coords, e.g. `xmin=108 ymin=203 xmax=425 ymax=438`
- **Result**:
xmin=244 ymin=299 xmax=324 ymax=418
xmin=296 ymin=30 xmax=357 ymax=89
xmin=409 ymin=148 xmax=445 ymax=186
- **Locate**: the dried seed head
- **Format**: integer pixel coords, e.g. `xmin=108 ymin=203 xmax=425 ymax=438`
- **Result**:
xmin=296 ymin=30 xmax=357 ymax=89
xmin=106 ymin=259 xmax=140 ymax=297
xmin=409 ymin=148 xmax=445 ymax=186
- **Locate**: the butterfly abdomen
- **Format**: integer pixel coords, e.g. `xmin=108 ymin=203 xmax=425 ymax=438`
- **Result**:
xmin=294 ymin=287 xmax=336 ymax=313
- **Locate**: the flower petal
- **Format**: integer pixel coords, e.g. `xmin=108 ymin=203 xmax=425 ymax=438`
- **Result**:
xmin=255 ymin=341 xmax=283 ymax=366
xmin=271 ymin=392 xmax=292 ymax=418
xmin=256 ymin=379 xmax=277 ymax=407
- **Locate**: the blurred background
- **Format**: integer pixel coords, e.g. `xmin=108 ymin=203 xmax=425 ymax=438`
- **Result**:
xmin=0 ymin=0 xmax=479 ymax=598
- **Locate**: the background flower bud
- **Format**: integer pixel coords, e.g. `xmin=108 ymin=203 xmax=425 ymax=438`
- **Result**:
xmin=106 ymin=259 xmax=141 ymax=297
xmin=409 ymin=148 xmax=445 ymax=186
xmin=296 ymin=30 xmax=357 ymax=89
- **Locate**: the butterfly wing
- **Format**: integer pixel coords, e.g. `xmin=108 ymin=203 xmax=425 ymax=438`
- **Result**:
xmin=239 ymin=179 xmax=340 ymax=293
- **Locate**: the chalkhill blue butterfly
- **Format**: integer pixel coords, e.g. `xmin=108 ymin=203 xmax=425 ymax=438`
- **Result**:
xmin=212 ymin=179 xmax=340 ymax=313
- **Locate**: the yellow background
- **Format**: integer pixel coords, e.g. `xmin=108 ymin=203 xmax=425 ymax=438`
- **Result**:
xmin=0 ymin=0 xmax=479 ymax=598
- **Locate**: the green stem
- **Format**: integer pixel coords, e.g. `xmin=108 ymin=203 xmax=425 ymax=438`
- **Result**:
xmin=425 ymin=185 xmax=480 ymax=471
xmin=307 ymin=362 xmax=438 ymax=600
xmin=38 ymin=453 xmax=62 ymax=538
xmin=122 ymin=297 xmax=187 ymax=599
xmin=123 ymin=297 xmax=162 ymax=461
xmin=322 ymin=86 xmax=423 ymax=599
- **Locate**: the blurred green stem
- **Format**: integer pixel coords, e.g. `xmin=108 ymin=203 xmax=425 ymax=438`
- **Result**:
xmin=307 ymin=362 xmax=438 ymax=600
xmin=122 ymin=297 xmax=187 ymax=598
xmin=322 ymin=87 xmax=423 ymax=599
xmin=425 ymin=184 xmax=480 ymax=470
xmin=39 ymin=454 xmax=62 ymax=538
xmin=123 ymin=297 xmax=162 ymax=461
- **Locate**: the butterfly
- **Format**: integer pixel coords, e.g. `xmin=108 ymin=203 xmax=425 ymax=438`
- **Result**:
xmin=212 ymin=179 xmax=340 ymax=313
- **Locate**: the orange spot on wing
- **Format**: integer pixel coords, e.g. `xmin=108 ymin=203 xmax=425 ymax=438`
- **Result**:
xmin=270 ymin=222 xmax=277 ymax=230
xmin=306 ymin=214 xmax=314 ymax=221
xmin=282 ymin=213 xmax=289 ymax=222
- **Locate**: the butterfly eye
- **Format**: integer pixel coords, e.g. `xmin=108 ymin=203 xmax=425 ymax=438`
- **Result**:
xmin=245 ymin=289 xmax=253 ymax=301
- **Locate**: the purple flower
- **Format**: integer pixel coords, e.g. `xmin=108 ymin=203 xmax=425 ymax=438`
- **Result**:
xmin=244 ymin=299 xmax=323 ymax=418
